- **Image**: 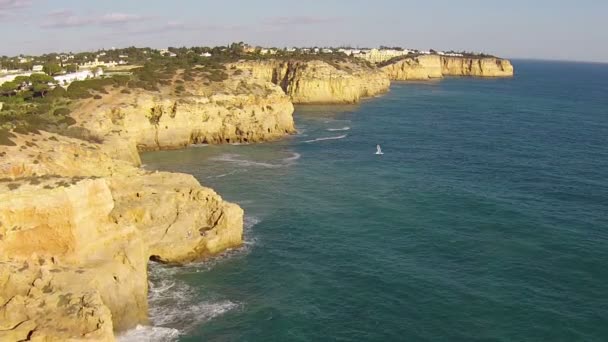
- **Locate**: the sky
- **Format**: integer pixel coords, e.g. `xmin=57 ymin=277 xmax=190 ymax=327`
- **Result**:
xmin=1 ymin=0 xmax=607 ymax=63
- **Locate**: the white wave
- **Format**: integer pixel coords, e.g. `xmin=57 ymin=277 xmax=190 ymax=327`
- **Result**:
xmin=208 ymin=170 xmax=239 ymax=179
xmin=117 ymin=325 xmax=180 ymax=342
xmin=145 ymin=262 xmax=240 ymax=336
xmin=282 ymin=152 xmax=301 ymax=162
xmin=211 ymin=152 xmax=300 ymax=168
xmin=304 ymin=134 xmax=348 ymax=143
xmin=190 ymin=143 xmax=208 ymax=148
xmin=244 ymin=215 xmax=261 ymax=230
xmin=326 ymin=126 xmax=350 ymax=132
xmin=210 ymin=154 xmax=283 ymax=168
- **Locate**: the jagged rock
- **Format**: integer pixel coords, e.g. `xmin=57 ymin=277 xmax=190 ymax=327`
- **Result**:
xmin=230 ymin=59 xmax=391 ymax=104
xmin=70 ymin=76 xmax=295 ymax=151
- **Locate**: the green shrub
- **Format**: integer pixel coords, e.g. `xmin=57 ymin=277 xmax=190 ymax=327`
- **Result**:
xmin=53 ymin=107 xmax=71 ymax=116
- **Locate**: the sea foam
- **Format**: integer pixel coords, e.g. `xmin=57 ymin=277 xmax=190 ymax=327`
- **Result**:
xmin=118 ymin=215 xmax=261 ymax=341
xmin=210 ymin=152 xmax=300 ymax=168
xmin=304 ymin=134 xmax=348 ymax=143
xmin=327 ymin=126 xmax=351 ymax=131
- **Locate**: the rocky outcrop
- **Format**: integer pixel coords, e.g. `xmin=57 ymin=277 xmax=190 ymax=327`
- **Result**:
xmin=0 ymin=132 xmax=245 ymax=340
xmin=71 ymin=76 xmax=295 ymax=151
xmin=381 ymin=55 xmax=514 ymax=80
xmin=380 ymin=55 xmax=444 ymax=80
xmin=230 ymin=60 xmax=390 ymax=104
xmin=441 ymin=56 xmax=514 ymax=77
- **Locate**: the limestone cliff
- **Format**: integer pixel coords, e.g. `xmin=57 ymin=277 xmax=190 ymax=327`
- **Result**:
xmin=71 ymin=75 xmax=295 ymax=151
xmin=0 ymin=132 xmax=244 ymax=341
xmin=230 ymin=60 xmax=390 ymax=104
xmin=381 ymin=55 xmax=514 ymax=80
xmin=380 ymin=55 xmax=444 ymax=80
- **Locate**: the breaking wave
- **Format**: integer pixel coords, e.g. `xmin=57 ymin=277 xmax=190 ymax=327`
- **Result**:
xmin=119 ymin=215 xmax=261 ymax=341
xmin=210 ymin=152 xmax=300 ymax=168
xmin=327 ymin=126 xmax=351 ymax=132
xmin=304 ymin=134 xmax=348 ymax=143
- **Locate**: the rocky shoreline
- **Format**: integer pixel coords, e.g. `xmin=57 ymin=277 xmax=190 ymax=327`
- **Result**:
xmin=0 ymin=57 xmax=512 ymax=341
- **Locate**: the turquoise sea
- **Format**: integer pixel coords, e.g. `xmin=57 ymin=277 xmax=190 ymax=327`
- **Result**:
xmin=131 ymin=60 xmax=608 ymax=341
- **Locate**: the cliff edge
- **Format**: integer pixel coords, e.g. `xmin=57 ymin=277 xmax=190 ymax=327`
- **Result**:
xmin=230 ymin=59 xmax=390 ymax=104
xmin=381 ymin=55 xmax=514 ymax=80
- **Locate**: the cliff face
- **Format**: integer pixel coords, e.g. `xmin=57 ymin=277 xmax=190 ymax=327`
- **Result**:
xmin=0 ymin=132 xmax=244 ymax=341
xmin=380 ymin=55 xmax=444 ymax=80
xmin=381 ymin=55 xmax=514 ymax=80
xmin=230 ymin=60 xmax=390 ymax=104
xmin=71 ymin=76 xmax=295 ymax=151
xmin=0 ymin=130 xmax=245 ymax=340
xmin=441 ymin=56 xmax=514 ymax=77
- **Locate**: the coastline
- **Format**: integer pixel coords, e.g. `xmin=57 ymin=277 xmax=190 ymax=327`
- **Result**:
xmin=0 ymin=56 xmax=513 ymax=341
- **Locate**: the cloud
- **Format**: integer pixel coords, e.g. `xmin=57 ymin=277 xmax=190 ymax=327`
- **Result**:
xmin=125 ymin=21 xmax=246 ymax=35
xmin=0 ymin=0 xmax=30 ymax=10
xmin=263 ymin=16 xmax=340 ymax=27
xmin=99 ymin=12 xmax=146 ymax=25
xmin=42 ymin=10 xmax=148 ymax=28
xmin=0 ymin=0 xmax=31 ymax=17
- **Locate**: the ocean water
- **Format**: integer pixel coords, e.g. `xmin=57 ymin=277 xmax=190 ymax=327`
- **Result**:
xmin=135 ymin=60 xmax=608 ymax=341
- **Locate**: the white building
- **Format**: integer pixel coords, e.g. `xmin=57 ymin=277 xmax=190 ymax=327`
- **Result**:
xmin=355 ymin=48 xmax=410 ymax=63
xmin=339 ymin=49 xmax=362 ymax=56
xmin=79 ymin=58 xmax=117 ymax=69
xmin=32 ymin=65 xmax=43 ymax=72
xmin=53 ymin=69 xmax=101 ymax=87
xmin=0 ymin=72 xmax=33 ymax=86
xmin=200 ymin=52 xmax=212 ymax=57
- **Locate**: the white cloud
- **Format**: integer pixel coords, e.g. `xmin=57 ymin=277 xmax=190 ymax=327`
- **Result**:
xmin=42 ymin=10 xmax=147 ymax=28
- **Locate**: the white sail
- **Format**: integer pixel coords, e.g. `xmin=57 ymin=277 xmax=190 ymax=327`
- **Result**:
xmin=375 ymin=145 xmax=383 ymax=155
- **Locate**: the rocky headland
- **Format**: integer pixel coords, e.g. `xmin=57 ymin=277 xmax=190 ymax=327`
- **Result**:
xmin=230 ymin=59 xmax=390 ymax=104
xmin=381 ymin=55 xmax=514 ymax=80
xmin=0 ymin=55 xmax=513 ymax=340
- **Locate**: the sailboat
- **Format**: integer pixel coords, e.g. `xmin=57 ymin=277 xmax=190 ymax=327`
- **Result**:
xmin=375 ymin=144 xmax=384 ymax=155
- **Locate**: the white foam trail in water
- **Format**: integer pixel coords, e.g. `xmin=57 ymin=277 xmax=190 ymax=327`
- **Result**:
xmin=117 ymin=325 xmax=180 ymax=342
xmin=208 ymin=170 xmax=239 ymax=179
xmin=327 ymin=126 xmax=351 ymax=132
xmin=304 ymin=134 xmax=348 ymax=143
xmin=282 ymin=152 xmax=301 ymax=162
xmin=211 ymin=152 xmax=300 ymax=168
xmin=190 ymin=143 xmax=208 ymax=148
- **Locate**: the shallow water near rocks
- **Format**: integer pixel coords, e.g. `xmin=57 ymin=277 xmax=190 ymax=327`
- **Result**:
xmin=138 ymin=60 xmax=608 ymax=341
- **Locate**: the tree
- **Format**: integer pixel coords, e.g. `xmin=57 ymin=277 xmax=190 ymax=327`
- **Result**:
xmin=65 ymin=64 xmax=78 ymax=73
xmin=29 ymin=73 xmax=55 ymax=97
xmin=43 ymin=62 xmax=61 ymax=76
xmin=0 ymin=81 xmax=18 ymax=97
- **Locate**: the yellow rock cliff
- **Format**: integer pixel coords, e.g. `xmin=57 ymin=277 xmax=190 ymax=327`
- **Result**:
xmin=381 ymin=55 xmax=514 ymax=80
xmin=230 ymin=60 xmax=391 ymax=104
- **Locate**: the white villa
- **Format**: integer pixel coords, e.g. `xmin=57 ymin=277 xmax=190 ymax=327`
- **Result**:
xmin=54 ymin=69 xmax=102 ymax=87
xmin=79 ymin=58 xmax=117 ymax=69
xmin=355 ymin=48 xmax=410 ymax=63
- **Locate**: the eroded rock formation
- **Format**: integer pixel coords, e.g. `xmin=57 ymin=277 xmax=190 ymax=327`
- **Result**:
xmin=0 ymin=131 xmax=244 ymax=341
xmin=381 ymin=55 xmax=514 ymax=80
xmin=230 ymin=60 xmax=391 ymax=104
